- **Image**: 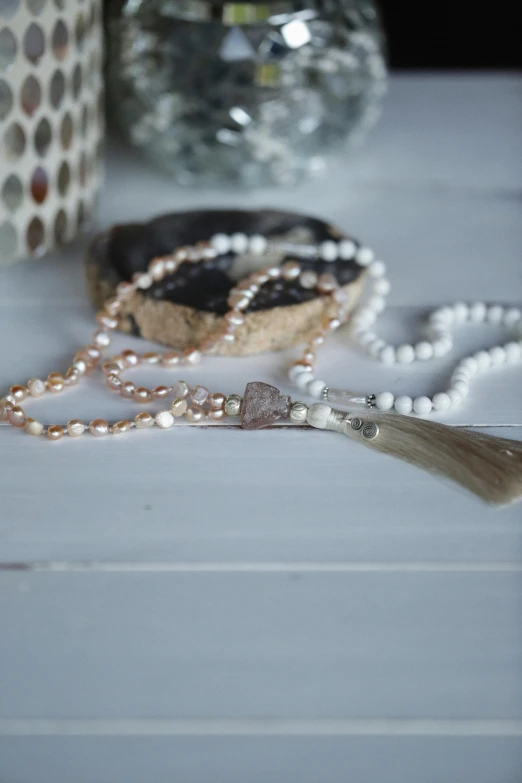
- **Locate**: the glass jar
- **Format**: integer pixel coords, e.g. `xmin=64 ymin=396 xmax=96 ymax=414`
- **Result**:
xmin=106 ymin=0 xmax=387 ymax=187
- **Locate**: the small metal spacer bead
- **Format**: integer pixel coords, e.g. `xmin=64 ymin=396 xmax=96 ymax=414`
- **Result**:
xmin=224 ymin=394 xmax=243 ymax=417
xmin=367 ymin=394 xmax=376 ymax=409
xmin=322 ymin=386 xmax=329 ymax=401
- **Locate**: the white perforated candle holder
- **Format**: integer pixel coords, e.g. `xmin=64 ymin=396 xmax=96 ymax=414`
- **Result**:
xmin=0 ymin=0 xmax=104 ymax=264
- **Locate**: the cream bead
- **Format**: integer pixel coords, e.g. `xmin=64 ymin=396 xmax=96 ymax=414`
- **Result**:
xmin=396 ymin=344 xmax=415 ymax=364
xmin=453 ymin=302 xmax=469 ymax=323
xmin=155 ymin=410 xmax=175 ymax=429
xmin=67 ymin=420 xmax=85 ymax=437
xmin=375 ymin=391 xmax=394 ymax=411
xmin=209 ymin=392 xmax=226 ymax=409
xmin=447 ymin=389 xmax=462 ymax=407
xmin=89 ymin=419 xmax=109 ymax=437
xmin=208 ymin=408 xmax=225 ymax=421
xmin=452 ymin=381 xmax=469 ymax=398
xmin=379 ymin=346 xmax=396 ymax=365
xmin=372 ymin=277 xmax=390 ymax=296
xmin=24 ymin=418 xmax=44 ymax=436
xmin=249 ymin=234 xmax=267 ymax=255
xmin=170 ymin=398 xmax=188 ymax=417
xmin=469 ymin=302 xmax=486 ymax=323
xmin=432 ymin=392 xmax=451 ymax=412
xmin=191 ymin=386 xmax=209 ymax=405
xmin=394 ymin=395 xmax=413 ymax=415
xmin=504 ymin=307 xmax=521 ymax=327
xmin=355 ymin=247 xmax=375 ymax=267
xmin=474 ymin=350 xmax=491 ymax=371
xmin=281 ymin=261 xmax=301 ymax=281
xmin=413 ymin=396 xmax=432 ymax=415
xmin=415 ymin=341 xmax=434 ymax=361
xmin=487 ymin=304 xmax=504 ymax=324
xmin=489 ymin=346 xmax=506 ymax=366
xmin=460 ymin=357 xmax=478 ymax=375
xmin=299 ymin=271 xmax=318 ymax=289
xmin=368 ymin=260 xmax=386 ymax=277
xmin=230 ymin=232 xmax=249 ymax=254
xmin=319 ymin=240 xmax=338 ymax=262
xmin=504 ymin=342 xmax=522 ymax=363
xmin=296 ymin=372 xmax=314 ymax=391
xmin=338 ymin=239 xmax=356 ymax=260
xmin=172 ymin=380 xmax=190 ymax=398
xmin=211 ymin=234 xmax=231 ymax=254
xmin=307 ymin=379 xmax=326 ymax=398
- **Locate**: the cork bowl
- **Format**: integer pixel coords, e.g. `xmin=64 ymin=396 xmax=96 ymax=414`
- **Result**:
xmin=85 ymin=209 xmax=366 ymax=356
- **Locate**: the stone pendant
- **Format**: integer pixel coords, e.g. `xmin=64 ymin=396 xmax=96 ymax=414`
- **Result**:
xmin=241 ymin=382 xmax=291 ymax=430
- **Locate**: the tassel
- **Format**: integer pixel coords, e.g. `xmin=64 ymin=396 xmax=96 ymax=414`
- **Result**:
xmin=306 ymin=404 xmax=522 ymax=506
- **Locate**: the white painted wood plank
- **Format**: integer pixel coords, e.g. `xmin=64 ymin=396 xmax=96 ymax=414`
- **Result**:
xmin=1 ymin=736 xmax=521 ymax=783
xmin=0 ymin=425 xmax=521 ymax=563
xmin=1 ymin=571 xmax=521 ymax=720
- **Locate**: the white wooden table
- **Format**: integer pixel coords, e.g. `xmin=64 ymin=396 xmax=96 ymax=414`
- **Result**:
xmin=1 ymin=75 xmax=521 ymax=782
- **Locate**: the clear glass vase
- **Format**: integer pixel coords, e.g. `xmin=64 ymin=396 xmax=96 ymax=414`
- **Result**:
xmin=106 ymin=0 xmax=387 ymax=187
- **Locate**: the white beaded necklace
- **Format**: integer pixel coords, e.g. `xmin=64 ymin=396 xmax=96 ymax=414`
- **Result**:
xmin=1 ymin=228 xmax=521 ymax=504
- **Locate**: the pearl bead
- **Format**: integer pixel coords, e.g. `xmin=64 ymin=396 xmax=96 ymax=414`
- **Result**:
xmin=67 ymin=419 xmax=85 ymax=437
xmin=0 ymin=396 xmax=15 ymax=420
xmin=185 ymin=406 xmax=205 ymax=423
xmin=296 ymin=372 xmax=314 ymax=391
xmin=353 ymin=309 xmax=376 ymax=328
xmin=380 ymin=345 xmax=396 ymax=365
xmin=152 ymin=386 xmax=170 ymax=400
xmin=504 ymin=307 xmax=521 ymax=327
xmin=47 ymin=425 xmax=64 ymax=441
xmin=106 ymin=373 xmax=122 ymax=390
xmin=369 ymin=260 xmax=386 ymax=277
xmin=394 ymin=395 xmax=413 ymax=415
xmin=191 ymin=386 xmax=209 ymax=405
xmin=142 ymin=352 xmax=161 ymax=364
xmin=299 ymin=271 xmax=318 ymax=289
xmin=281 ymin=261 xmax=301 ymax=281
xmin=413 ymin=396 xmax=432 ymax=415
xmin=308 ymin=379 xmax=326 ymax=398
xmin=249 ymin=234 xmax=267 ymax=255
xmin=396 ymin=344 xmax=415 ymax=364
xmin=489 ymin=346 xmax=506 ymax=366
xmin=24 ymin=418 xmax=44 ymax=436
xmin=432 ymin=339 xmax=451 ymax=357
xmin=227 ymin=293 xmax=250 ymax=310
xmin=134 ymin=412 xmax=154 ymax=429
xmin=162 ymin=351 xmax=181 ymax=367
xmin=487 ymin=305 xmax=504 ymax=324
xmin=172 ymin=380 xmax=190 ymax=398
xmin=231 ymin=232 xmax=249 ymax=254
xmin=155 ymin=410 xmax=175 ymax=429
xmin=120 ymin=349 xmax=139 ymax=367
xmin=113 ymin=420 xmax=131 ymax=435
xmin=373 ymin=277 xmax=391 ymax=296
xmin=432 ymin=392 xmax=451 ymax=412
xmin=339 ymin=239 xmax=356 ymax=260
xmin=93 ymin=330 xmax=111 ymax=348
xmin=8 ymin=405 xmax=26 ymax=427
xmin=121 ymin=381 xmax=136 ymax=398
xmin=320 ymin=240 xmax=338 ymax=262
xmin=415 ymin=341 xmax=434 ymax=361
xmin=183 ymin=348 xmax=202 ymax=365
xmin=73 ymin=358 xmax=88 ymax=375
xmin=376 ymin=391 xmax=394 ymax=411
xmin=224 ymin=311 xmax=245 ymax=327
xmin=10 ymin=385 xmax=27 ymax=402
xmin=134 ymin=387 xmax=152 ymax=403
xmin=27 ymin=378 xmax=46 ymax=397
xmin=65 ymin=368 xmax=80 ymax=386
xmin=358 ymin=331 xmax=376 ymax=347
xmin=474 ymin=350 xmax=492 ymax=370
xmin=96 ymin=312 xmax=120 ymax=329
xmin=504 ymin=342 xmax=522 ymax=363
xmin=368 ymin=338 xmax=386 ymax=358
xmin=47 ymin=373 xmax=65 ymax=393
xmin=148 ymin=258 xmax=165 ymax=280
xmin=290 ymin=401 xmax=309 ymax=423
xmin=355 ymin=247 xmax=375 ymax=267
xmin=453 ymin=302 xmax=469 ymax=323
xmin=208 ymin=408 xmax=225 ymax=421
xmin=447 ymin=389 xmax=462 ymax=407
xmin=225 ymin=394 xmax=242 ymax=416
xmin=211 ymin=233 xmax=231 ymax=254
xmin=317 ymin=273 xmax=337 ymax=293
xmin=452 ymin=381 xmax=469 ymax=398
xmin=209 ymin=392 xmax=226 ymax=409
xmin=89 ymin=419 xmax=109 ymax=437
xmin=469 ymin=302 xmax=487 ymax=323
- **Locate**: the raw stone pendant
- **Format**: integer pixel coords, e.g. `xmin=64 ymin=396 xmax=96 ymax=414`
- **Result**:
xmin=241 ymin=382 xmax=291 ymax=429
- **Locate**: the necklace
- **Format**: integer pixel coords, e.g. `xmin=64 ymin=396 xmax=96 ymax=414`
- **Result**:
xmin=1 ymin=228 xmax=521 ymax=504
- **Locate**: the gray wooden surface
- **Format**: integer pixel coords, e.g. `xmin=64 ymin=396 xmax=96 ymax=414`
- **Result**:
xmin=1 ymin=74 xmax=521 ymax=782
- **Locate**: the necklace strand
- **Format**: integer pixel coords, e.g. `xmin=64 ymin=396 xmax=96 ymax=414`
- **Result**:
xmin=1 ymin=231 xmax=521 ymax=439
